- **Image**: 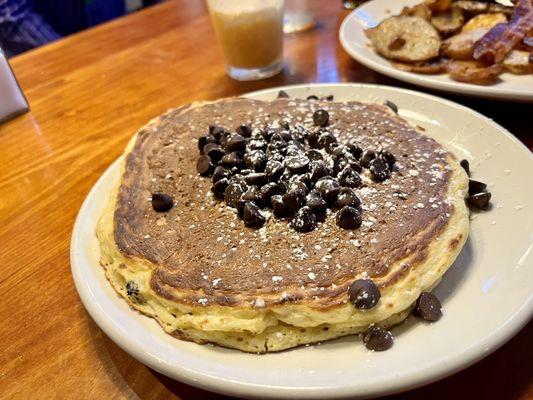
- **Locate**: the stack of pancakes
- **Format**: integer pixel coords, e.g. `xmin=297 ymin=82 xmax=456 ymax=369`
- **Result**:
xmin=97 ymin=97 xmax=469 ymax=352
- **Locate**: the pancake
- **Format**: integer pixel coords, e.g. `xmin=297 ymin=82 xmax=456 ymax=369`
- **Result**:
xmin=97 ymin=97 xmax=469 ymax=352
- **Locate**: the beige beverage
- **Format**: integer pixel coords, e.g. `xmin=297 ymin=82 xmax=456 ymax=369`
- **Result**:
xmin=207 ymin=0 xmax=284 ymax=80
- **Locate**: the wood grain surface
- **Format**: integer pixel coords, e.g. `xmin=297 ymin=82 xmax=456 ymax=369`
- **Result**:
xmin=0 ymin=1 xmax=531 ymax=399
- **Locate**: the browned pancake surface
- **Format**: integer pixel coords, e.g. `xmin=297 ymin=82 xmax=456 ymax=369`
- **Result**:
xmin=114 ymin=98 xmax=454 ymax=307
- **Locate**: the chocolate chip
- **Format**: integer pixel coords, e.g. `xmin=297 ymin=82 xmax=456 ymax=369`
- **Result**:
xmin=265 ymin=160 xmax=285 ymax=181
xmin=224 ymin=134 xmax=246 ymax=153
xmin=196 ymin=155 xmax=214 ymax=176
xmin=313 ymin=109 xmax=329 ymax=127
xmin=306 ymin=149 xmax=323 ymax=161
xmin=315 ymin=177 xmax=340 ymax=204
xmin=309 ymin=160 xmax=330 ymax=182
xmin=212 ymin=166 xmax=230 ymax=183
xmin=224 ymin=183 xmax=244 ymax=208
xmin=236 ymin=124 xmax=252 ymax=138
xmin=379 ymin=150 xmax=396 ymax=168
xmin=306 ymin=95 xmax=319 ymax=100
xmin=413 ymin=292 xmax=442 ymax=322
xmin=284 ymin=154 xmax=310 ymax=174
xmin=467 ymin=192 xmax=491 ymax=210
xmin=308 ymin=132 xmax=320 ymax=149
xmin=460 ymin=159 xmax=470 ymax=176
xmin=211 ymin=178 xmax=229 ymax=199
xmin=347 ymin=143 xmax=363 ymax=159
xmin=203 ymin=143 xmax=225 ymax=163
xmin=291 ymin=206 xmax=317 ymax=232
xmin=359 ymin=149 xmax=376 ymax=168
xmin=336 ymin=206 xmax=362 ymax=229
xmin=249 ymin=138 xmax=267 ymax=151
xmin=335 ymin=187 xmax=361 ymax=209
xmin=221 ymin=151 xmax=243 ymax=168
xmin=243 ymin=202 xmax=266 ymax=227
xmin=384 ymin=100 xmax=398 ymax=114
xmin=271 ymin=195 xmax=288 ymax=218
xmin=336 ymin=156 xmax=362 ymax=173
xmin=468 ymin=179 xmax=487 ymax=195
xmin=363 ymin=325 xmax=394 ymax=351
xmin=348 ymin=279 xmax=380 ymax=309
xmin=260 ymin=182 xmax=286 ymax=205
xmin=282 ymin=182 xmax=307 ymax=212
xmin=338 ymin=167 xmax=362 ymax=188
xmin=236 ymin=199 xmax=248 ymax=218
xmin=318 ymin=133 xmax=338 ymax=151
xmin=277 ymin=90 xmax=290 ymax=98
xmin=228 ymin=174 xmax=249 ymax=191
xmin=209 ymin=125 xmax=226 ymax=141
xmin=244 ymin=150 xmax=267 ymax=172
xmin=323 ymin=95 xmax=334 ymax=101
xmin=306 ymin=190 xmax=327 ymax=213
xmin=198 ymin=135 xmax=217 ymax=153
xmin=244 ymin=172 xmax=268 ymax=187
xmin=369 ymin=157 xmax=390 ymax=182
xmin=151 ymin=193 xmax=174 ymax=212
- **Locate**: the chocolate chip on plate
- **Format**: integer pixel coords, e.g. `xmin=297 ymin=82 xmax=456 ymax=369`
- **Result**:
xmin=306 ymin=149 xmax=323 ymax=162
xmin=313 ymin=109 xmax=329 ymax=127
xmin=224 ymin=134 xmax=246 ymax=153
xmin=369 ymin=157 xmax=390 ymax=182
xmin=203 ymin=143 xmax=225 ymax=163
xmin=467 ymin=192 xmax=491 ymax=210
xmin=306 ymin=95 xmax=319 ymax=100
xmin=271 ymin=195 xmax=288 ymax=218
xmin=413 ymin=292 xmax=442 ymax=322
xmin=309 ymin=160 xmax=330 ymax=182
xmin=335 ymin=187 xmax=361 ymax=209
xmin=265 ymin=160 xmax=285 ymax=181
xmin=363 ymin=325 xmax=394 ymax=351
xmin=196 ymin=155 xmax=214 ymax=176
xmin=260 ymin=182 xmax=286 ymax=205
xmin=348 ymin=279 xmax=380 ymax=309
xmin=378 ymin=150 xmax=396 ymax=168
xmin=337 ymin=167 xmax=362 ymax=188
xmin=318 ymin=132 xmax=337 ymax=150
xmin=211 ymin=178 xmax=229 ymax=199
xmin=249 ymin=138 xmax=267 ymax=151
xmin=277 ymin=90 xmax=290 ymax=98
xmin=151 ymin=193 xmax=174 ymax=212
xmin=347 ymin=143 xmax=363 ymax=159
xmin=212 ymin=166 xmax=230 ymax=183
xmin=224 ymin=183 xmax=244 ymax=208
xmin=468 ymin=179 xmax=487 ymax=195
xmin=209 ymin=125 xmax=226 ymax=141
xmin=282 ymin=182 xmax=307 ymax=212
xmin=291 ymin=206 xmax=317 ymax=232
xmin=384 ymin=100 xmax=399 ymax=114
xmin=221 ymin=151 xmax=243 ymax=168
xmin=284 ymin=154 xmax=310 ymax=174
xmin=306 ymin=190 xmax=327 ymax=213
xmin=315 ymin=177 xmax=340 ymax=204
xmin=460 ymin=159 xmax=470 ymax=176
xmin=236 ymin=124 xmax=252 ymax=138
xmin=243 ymin=202 xmax=266 ymax=227
xmin=336 ymin=205 xmax=362 ymax=229
xmin=244 ymin=172 xmax=268 ymax=187
xmin=359 ymin=149 xmax=376 ymax=168
xmin=198 ymin=135 xmax=217 ymax=153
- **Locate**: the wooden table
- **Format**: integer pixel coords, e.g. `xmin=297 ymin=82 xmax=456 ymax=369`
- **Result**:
xmin=1 ymin=1 xmax=531 ymax=399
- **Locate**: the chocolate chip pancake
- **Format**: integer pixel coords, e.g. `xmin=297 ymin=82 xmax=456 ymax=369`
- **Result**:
xmin=97 ymin=97 xmax=469 ymax=352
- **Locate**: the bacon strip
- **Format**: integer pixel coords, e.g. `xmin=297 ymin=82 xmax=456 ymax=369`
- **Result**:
xmin=473 ymin=0 xmax=533 ymax=64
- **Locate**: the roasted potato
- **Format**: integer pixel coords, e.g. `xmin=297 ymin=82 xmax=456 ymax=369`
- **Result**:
xmin=431 ymin=8 xmax=465 ymax=36
xmin=502 ymin=50 xmax=533 ymax=74
xmin=365 ymin=16 xmax=441 ymax=62
xmin=452 ymin=1 xmax=489 ymax=16
xmin=447 ymin=60 xmax=502 ymax=83
xmin=392 ymin=58 xmax=449 ymax=74
xmin=400 ymin=3 xmax=432 ymax=21
xmin=441 ymin=28 xmax=489 ymax=60
xmin=462 ymin=13 xmax=508 ymax=32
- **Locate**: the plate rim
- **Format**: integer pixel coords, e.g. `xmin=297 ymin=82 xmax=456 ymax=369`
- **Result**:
xmin=71 ymin=83 xmax=533 ymax=399
xmin=338 ymin=2 xmax=533 ymax=103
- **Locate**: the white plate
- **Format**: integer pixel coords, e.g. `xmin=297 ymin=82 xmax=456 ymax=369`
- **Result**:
xmin=339 ymin=0 xmax=533 ymax=102
xmin=71 ymin=84 xmax=533 ymax=399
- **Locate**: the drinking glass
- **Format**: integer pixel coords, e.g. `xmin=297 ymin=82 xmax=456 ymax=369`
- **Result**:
xmin=206 ymin=0 xmax=285 ymax=81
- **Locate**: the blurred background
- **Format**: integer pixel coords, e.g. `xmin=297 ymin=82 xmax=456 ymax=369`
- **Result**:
xmin=0 ymin=0 xmax=162 ymax=57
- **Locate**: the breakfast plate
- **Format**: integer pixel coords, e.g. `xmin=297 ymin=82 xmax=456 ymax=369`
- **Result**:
xmin=339 ymin=0 xmax=533 ymax=102
xmin=71 ymin=83 xmax=533 ymax=399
